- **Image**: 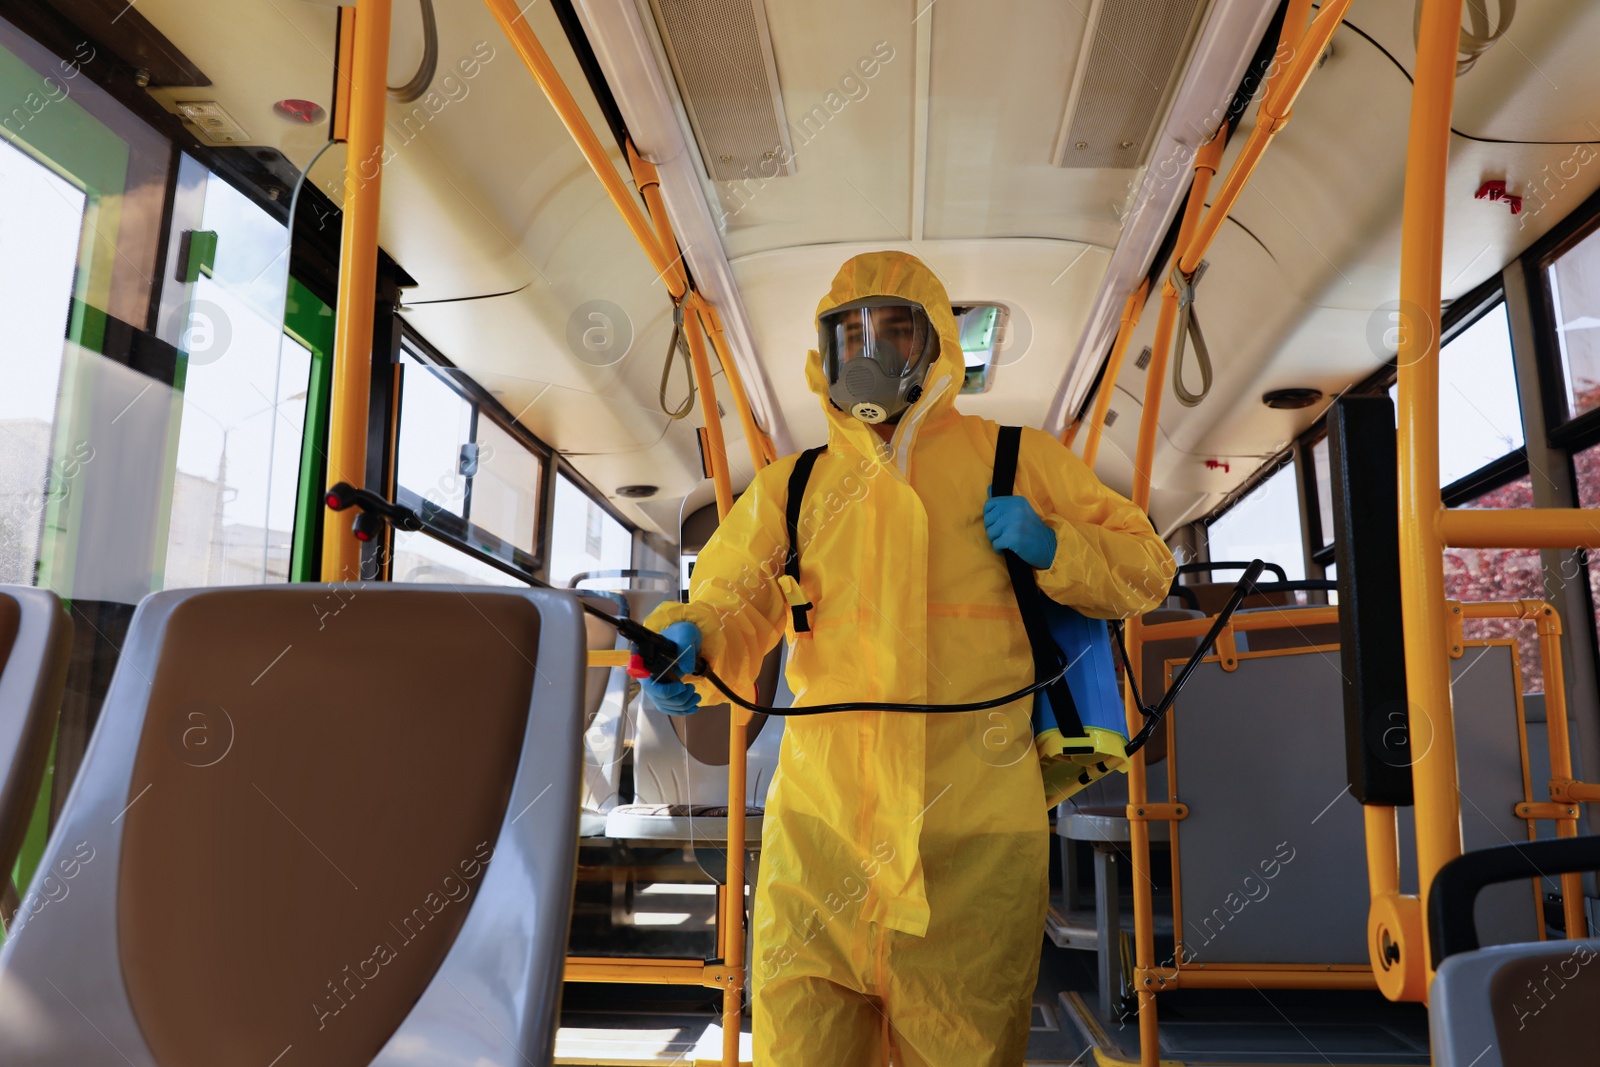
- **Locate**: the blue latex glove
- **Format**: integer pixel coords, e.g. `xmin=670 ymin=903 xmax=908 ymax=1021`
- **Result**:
xmin=984 ymin=489 xmax=1058 ymax=569
xmin=640 ymin=620 xmax=703 ymax=716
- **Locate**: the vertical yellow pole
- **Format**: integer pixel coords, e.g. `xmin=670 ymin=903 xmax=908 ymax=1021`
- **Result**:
xmin=1134 ymin=131 xmax=1223 ymax=512
xmin=681 ymin=305 xmax=743 ymax=1059
xmin=1364 ymin=805 xmax=1400 ymax=898
xmin=1536 ymin=614 xmax=1590 ymax=938
xmin=1395 ymin=0 xmax=1465 ymax=984
xmin=1261 ymin=0 xmax=1315 ymax=103
xmin=1125 ymin=134 xmax=1221 ymax=1067
xmin=695 ymin=298 xmax=770 ymax=475
xmin=321 ymin=0 xmax=392 ymax=582
xmin=685 ymin=323 xmax=735 ymax=519
xmin=720 ymin=708 xmax=750 ymax=1064
xmin=1081 ymin=281 xmax=1149 ymax=470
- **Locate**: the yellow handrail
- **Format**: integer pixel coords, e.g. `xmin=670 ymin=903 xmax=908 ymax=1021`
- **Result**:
xmin=483 ymin=0 xmax=677 ymax=284
xmin=321 ymin=0 xmax=392 ymax=582
xmin=1177 ymin=0 xmax=1353 ymax=277
xmin=1131 ymin=130 xmax=1225 ymax=512
xmin=1081 ymin=281 xmax=1148 ymax=469
xmin=485 ymin=0 xmax=748 ymax=522
xmin=1124 ymin=135 xmax=1221 ymax=1067
xmin=1259 ymin=0 xmax=1315 ymax=104
xmin=565 ymin=956 xmax=707 ymax=984
xmin=695 ymin=297 xmax=772 ymax=473
xmin=481 ymin=10 xmax=758 ymax=1061
xmin=1391 ymin=0 xmax=1467 ymax=998
xmin=1439 ymin=508 xmax=1600 ymax=549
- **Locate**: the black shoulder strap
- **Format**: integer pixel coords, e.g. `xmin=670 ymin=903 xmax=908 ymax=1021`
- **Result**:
xmin=783 ymin=446 xmax=827 ymax=633
xmin=994 ymin=426 xmax=1084 ymax=737
xmin=993 ymin=423 xmax=1021 ymax=497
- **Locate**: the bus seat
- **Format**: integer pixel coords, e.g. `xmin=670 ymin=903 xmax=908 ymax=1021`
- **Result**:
xmin=1179 ymin=580 xmax=1296 ymax=617
xmin=1428 ymin=837 xmax=1600 ymax=1066
xmin=605 ymin=642 xmax=787 ymax=844
xmin=1169 ymin=639 xmax=1535 ymax=968
xmin=1431 ymin=938 xmax=1600 ymax=1065
xmin=0 ymin=584 xmax=583 ymax=1067
xmin=0 ymin=587 xmax=72 ymax=926
xmin=1233 ymin=604 xmax=1342 ymax=652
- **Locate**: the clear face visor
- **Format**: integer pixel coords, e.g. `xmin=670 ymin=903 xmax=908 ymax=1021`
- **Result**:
xmin=818 ymin=299 xmax=937 ymax=383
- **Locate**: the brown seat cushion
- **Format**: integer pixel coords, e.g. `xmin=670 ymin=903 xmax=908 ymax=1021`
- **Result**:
xmin=119 ymin=587 xmax=538 ymax=1067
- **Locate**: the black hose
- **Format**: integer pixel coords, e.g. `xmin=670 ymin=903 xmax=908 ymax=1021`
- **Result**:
xmin=697 ymin=658 xmax=1070 ymax=717
xmin=324 ymin=481 xmax=1260 ymax=724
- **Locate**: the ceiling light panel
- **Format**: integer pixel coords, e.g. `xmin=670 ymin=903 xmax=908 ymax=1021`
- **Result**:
xmin=1053 ymin=0 xmax=1206 ymax=169
xmin=649 ymin=0 xmax=795 ymax=182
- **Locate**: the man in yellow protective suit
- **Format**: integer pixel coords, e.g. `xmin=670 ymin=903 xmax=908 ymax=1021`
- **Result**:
xmin=642 ymin=251 xmax=1173 ymax=1065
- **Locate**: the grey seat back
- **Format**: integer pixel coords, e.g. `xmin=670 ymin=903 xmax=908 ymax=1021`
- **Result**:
xmin=1431 ymin=939 xmax=1600 ymax=1066
xmin=1171 ymin=639 xmax=1535 ymax=966
xmin=0 ymin=584 xmax=583 ymax=1067
xmin=1233 ymin=604 xmax=1342 ymax=652
xmin=0 ymin=586 xmax=72 ymax=921
xmin=1182 ymin=581 xmax=1296 ymax=617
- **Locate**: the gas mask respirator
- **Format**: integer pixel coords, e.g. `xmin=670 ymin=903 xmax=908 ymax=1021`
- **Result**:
xmin=818 ymin=297 xmax=939 ymax=425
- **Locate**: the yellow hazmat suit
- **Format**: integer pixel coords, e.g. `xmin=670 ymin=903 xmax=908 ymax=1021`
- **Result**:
xmin=646 ymin=252 xmax=1174 ymax=1065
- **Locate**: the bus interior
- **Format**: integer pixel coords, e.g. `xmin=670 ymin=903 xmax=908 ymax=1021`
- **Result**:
xmin=0 ymin=0 xmax=1598 ymax=1064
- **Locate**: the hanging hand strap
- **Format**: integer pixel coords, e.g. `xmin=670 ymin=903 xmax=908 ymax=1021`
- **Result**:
xmin=782 ymin=446 xmax=827 ymax=633
xmin=994 ymin=426 xmax=1084 ymax=737
xmin=658 ymin=301 xmax=697 ymax=420
xmin=1170 ymin=265 xmax=1213 ymax=408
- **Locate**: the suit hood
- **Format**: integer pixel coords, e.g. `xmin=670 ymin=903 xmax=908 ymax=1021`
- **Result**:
xmin=804 ymin=251 xmax=966 ymax=466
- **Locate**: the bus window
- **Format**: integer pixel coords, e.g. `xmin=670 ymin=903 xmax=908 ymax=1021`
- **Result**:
xmin=1206 ymin=463 xmax=1305 ymax=582
xmin=1310 ymin=435 xmax=1335 ymax=558
xmin=1390 ymin=301 xmax=1524 ymax=490
xmin=163 ymin=162 xmax=310 ymax=587
xmin=548 ymin=474 xmax=630 ymax=588
xmin=1572 ymin=444 xmax=1600 ymax=691
xmin=392 ymin=346 xmax=544 ymax=585
xmin=1548 ymin=226 xmax=1600 ymax=421
xmin=0 ymin=136 xmax=84 ymax=586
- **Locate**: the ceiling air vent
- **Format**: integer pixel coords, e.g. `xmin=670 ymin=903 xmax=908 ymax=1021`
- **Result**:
xmin=1053 ymin=0 xmax=1206 ymax=169
xmin=1104 ymin=409 xmax=1119 ymax=427
xmin=649 ymin=0 xmax=795 ymax=183
xmin=1134 ymin=345 xmax=1153 ymax=370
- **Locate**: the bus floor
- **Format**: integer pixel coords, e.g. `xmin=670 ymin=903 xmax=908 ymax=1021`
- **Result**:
xmin=1051 ymin=885 xmax=1432 ymax=1066
xmin=553 ymin=861 xmax=1429 ymax=1065
xmin=553 ymin=932 xmax=1097 ymax=1066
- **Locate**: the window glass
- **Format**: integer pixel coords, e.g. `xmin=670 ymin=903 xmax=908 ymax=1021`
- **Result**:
xmin=1311 ymin=436 xmax=1334 ymax=548
xmin=1206 ymin=463 xmax=1305 ymax=582
xmin=390 ymin=529 xmax=524 ymax=587
xmin=471 ymin=417 xmax=541 ymax=551
xmin=1390 ymin=303 xmax=1524 ymax=487
xmin=548 ymin=473 xmax=631 ymax=588
xmin=397 ymin=353 xmax=474 ymax=518
xmin=0 ymin=136 xmax=85 ymax=585
xmin=163 ymin=169 xmax=308 ymax=587
xmin=394 ymin=348 xmax=545 ymax=577
xmin=1547 ymin=226 xmax=1600 ymax=421
xmin=1445 ymin=475 xmax=1544 ymax=691
xmin=1571 ymin=443 xmax=1600 ymax=699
